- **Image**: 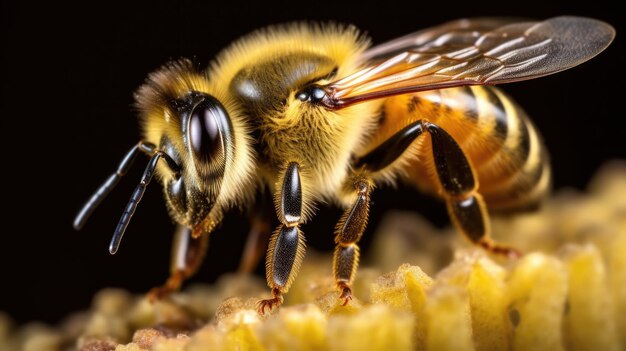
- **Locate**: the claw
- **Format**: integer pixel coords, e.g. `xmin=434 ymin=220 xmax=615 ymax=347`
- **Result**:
xmin=338 ymin=282 xmax=353 ymax=306
xmin=257 ymin=288 xmax=284 ymax=314
xmin=480 ymin=240 xmax=522 ymax=259
xmin=147 ymin=271 xmax=184 ymax=302
xmin=147 ymin=286 xmax=171 ymax=303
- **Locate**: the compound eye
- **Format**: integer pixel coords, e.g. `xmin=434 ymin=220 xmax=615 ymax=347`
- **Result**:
xmin=188 ymin=98 xmax=226 ymax=163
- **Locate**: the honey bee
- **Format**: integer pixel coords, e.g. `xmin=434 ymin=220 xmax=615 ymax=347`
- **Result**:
xmin=75 ymin=16 xmax=614 ymax=313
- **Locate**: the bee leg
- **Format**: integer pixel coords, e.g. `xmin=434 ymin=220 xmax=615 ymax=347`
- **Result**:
xmin=238 ymin=195 xmax=273 ymax=274
xmin=426 ymin=122 xmax=521 ymax=258
xmin=147 ymin=225 xmax=209 ymax=301
xmin=257 ymin=162 xmax=306 ymax=314
xmin=333 ymin=178 xmax=371 ymax=306
xmin=357 ymin=120 xmax=519 ymax=257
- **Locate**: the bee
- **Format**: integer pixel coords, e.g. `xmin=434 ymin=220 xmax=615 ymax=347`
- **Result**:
xmin=74 ymin=17 xmax=614 ymax=313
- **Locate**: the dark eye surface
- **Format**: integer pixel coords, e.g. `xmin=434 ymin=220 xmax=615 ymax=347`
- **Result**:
xmin=188 ymin=99 xmax=225 ymax=163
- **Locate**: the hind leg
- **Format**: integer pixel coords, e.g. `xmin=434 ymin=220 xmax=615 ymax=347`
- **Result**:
xmin=425 ymin=121 xmax=520 ymax=257
xmin=357 ymin=119 xmax=520 ymax=257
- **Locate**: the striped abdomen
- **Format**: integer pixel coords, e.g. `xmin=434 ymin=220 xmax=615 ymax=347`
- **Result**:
xmin=371 ymin=86 xmax=551 ymax=211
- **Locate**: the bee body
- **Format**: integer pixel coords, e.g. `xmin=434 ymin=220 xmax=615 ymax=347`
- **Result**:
xmin=75 ymin=17 xmax=614 ymax=312
xmin=367 ymin=86 xmax=550 ymax=211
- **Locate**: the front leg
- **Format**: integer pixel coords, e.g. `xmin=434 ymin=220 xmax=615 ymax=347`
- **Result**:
xmin=238 ymin=192 xmax=273 ymax=274
xmin=147 ymin=225 xmax=209 ymax=301
xmin=333 ymin=177 xmax=372 ymax=306
xmin=257 ymin=162 xmax=306 ymax=314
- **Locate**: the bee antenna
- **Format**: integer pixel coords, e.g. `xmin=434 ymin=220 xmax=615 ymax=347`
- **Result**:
xmin=73 ymin=142 xmax=157 ymax=231
xmin=108 ymin=150 xmax=180 ymax=255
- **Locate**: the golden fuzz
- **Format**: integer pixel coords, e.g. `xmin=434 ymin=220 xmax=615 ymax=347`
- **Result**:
xmin=208 ymin=22 xmax=370 ymax=87
xmin=133 ymin=23 xmax=383 ymax=221
xmin=205 ymin=22 xmax=381 ymax=207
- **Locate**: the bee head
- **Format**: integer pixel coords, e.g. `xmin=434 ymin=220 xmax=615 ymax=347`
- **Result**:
xmin=135 ymin=59 xmax=254 ymax=235
xmin=154 ymin=92 xmax=231 ymax=229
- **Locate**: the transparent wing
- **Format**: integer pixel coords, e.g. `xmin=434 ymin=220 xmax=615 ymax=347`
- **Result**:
xmin=359 ymin=17 xmax=525 ymax=63
xmin=322 ymin=16 xmax=614 ymax=108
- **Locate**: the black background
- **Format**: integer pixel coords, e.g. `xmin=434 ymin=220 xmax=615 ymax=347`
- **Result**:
xmin=2 ymin=0 xmax=624 ymax=325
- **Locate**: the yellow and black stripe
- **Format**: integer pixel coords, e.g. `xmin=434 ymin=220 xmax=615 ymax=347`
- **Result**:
xmin=366 ymin=85 xmax=550 ymax=211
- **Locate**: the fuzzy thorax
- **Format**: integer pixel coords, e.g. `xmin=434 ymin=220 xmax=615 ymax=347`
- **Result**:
xmin=208 ymin=23 xmax=382 ymax=214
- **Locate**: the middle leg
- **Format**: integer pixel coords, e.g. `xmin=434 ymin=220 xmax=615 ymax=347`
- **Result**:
xmin=333 ymin=177 xmax=372 ymax=305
